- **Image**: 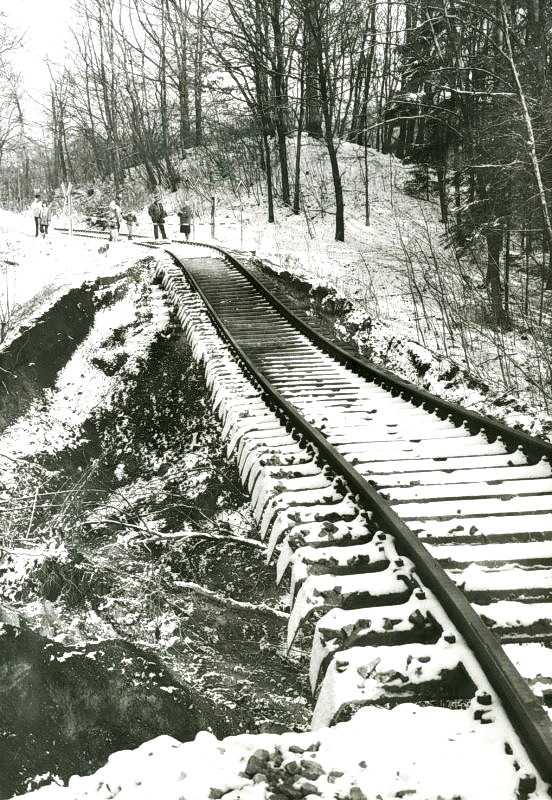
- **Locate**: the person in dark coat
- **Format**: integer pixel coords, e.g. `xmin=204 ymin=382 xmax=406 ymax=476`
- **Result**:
xmin=148 ymin=195 xmax=168 ymax=240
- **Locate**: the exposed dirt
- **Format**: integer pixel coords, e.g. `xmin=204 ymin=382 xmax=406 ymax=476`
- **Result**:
xmin=0 ymin=626 xmax=203 ymax=797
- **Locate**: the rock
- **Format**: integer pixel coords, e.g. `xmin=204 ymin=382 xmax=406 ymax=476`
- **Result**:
xmin=252 ymin=773 xmax=267 ymax=784
xmin=277 ymin=783 xmax=303 ymax=799
xmin=283 ymin=760 xmax=301 ymax=776
xmin=349 ymin=787 xmax=368 ymax=800
xmin=245 ymin=749 xmax=271 ymax=777
xmin=288 ymin=745 xmax=305 ymax=754
xmin=209 ymin=790 xmax=224 ymax=799
xmin=328 ymin=771 xmax=344 ymax=784
xmin=0 ymin=603 xmax=20 ymax=630
xmin=298 ymin=781 xmax=320 ymax=796
xmin=305 ymin=742 xmax=321 ymax=752
xmin=300 ymin=760 xmax=324 ymax=781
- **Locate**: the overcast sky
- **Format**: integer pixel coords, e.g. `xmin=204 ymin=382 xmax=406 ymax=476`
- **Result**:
xmin=4 ymin=0 xmax=73 ymax=118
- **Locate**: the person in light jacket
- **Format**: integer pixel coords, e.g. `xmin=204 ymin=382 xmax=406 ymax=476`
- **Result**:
xmin=39 ymin=200 xmax=52 ymax=238
xmin=123 ymin=210 xmax=138 ymax=240
xmin=178 ymin=201 xmax=192 ymax=240
xmin=108 ymin=193 xmax=122 ymax=241
xmin=31 ymin=194 xmax=42 ymax=236
xmin=148 ymin=195 xmax=168 ymax=240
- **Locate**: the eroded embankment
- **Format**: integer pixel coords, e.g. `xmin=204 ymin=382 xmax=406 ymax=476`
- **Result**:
xmin=0 ymin=278 xmax=128 ymax=431
xmin=0 ymin=262 xmax=309 ymax=796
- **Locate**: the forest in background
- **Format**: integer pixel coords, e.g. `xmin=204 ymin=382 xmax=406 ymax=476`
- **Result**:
xmin=0 ymin=2 xmax=552 ymax=342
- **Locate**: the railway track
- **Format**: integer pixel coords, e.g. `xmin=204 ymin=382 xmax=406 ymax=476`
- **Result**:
xmin=60 ymin=228 xmax=552 ymax=794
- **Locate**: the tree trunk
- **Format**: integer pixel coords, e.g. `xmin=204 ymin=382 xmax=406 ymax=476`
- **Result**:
xmin=262 ymin=131 xmax=274 ymax=222
xmin=293 ymin=51 xmax=306 ymax=215
xmin=499 ymin=0 xmax=552 ymax=284
xmin=305 ymin=18 xmax=322 ymax=137
xmin=485 ymin=228 xmax=505 ymax=324
xmin=436 ymin=162 xmax=448 ymax=225
xmin=271 ymin=0 xmax=290 ymax=204
xmin=194 ymin=0 xmax=205 ymax=146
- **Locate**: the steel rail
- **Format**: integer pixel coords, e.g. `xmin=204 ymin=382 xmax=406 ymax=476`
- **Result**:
xmin=168 ymin=247 xmax=552 ymax=787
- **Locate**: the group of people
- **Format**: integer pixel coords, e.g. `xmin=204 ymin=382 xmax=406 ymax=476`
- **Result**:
xmin=29 ymin=189 xmax=194 ymax=243
xmin=108 ymin=192 xmax=193 ymax=242
xmin=147 ymin=194 xmax=193 ymax=241
xmin=30 ymin=194 xmax=52 ymax=238
xmin=107 ymin=193 xmax=138 ymax=242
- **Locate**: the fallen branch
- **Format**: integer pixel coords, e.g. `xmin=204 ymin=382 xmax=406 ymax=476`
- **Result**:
xmin=144 ymin=530 xmax=264 ymax=549
xmin=173 ymin=580 xmax=289 ymax=620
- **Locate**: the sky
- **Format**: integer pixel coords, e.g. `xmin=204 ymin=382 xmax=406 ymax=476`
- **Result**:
xmin=2 ymin=0 xmax=73 ymax=117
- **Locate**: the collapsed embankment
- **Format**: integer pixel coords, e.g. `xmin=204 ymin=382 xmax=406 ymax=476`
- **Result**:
xmin=0 ymin=258 xmax=309 ymax=796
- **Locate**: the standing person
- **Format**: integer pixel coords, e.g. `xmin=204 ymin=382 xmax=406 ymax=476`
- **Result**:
xmin=123 ymin=210 xmax=138 ymax=240
xmin=178 ymin=200 xmax=192 ymax=241
xmin=39 ymin=199 xmax=52 ymax=238
xmin=148 ymin=194 xmax=168 ymax=240
xmin=31 ymin=194 xmax=42 ymax=237
xmin=108 ymin=192 xmax=122 ymax=241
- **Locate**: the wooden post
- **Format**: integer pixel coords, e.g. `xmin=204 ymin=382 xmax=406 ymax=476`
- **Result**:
xmin=504 ymin=226 xmax=510 ymax=318
xmin=364 ymin=141 xmax=370 ymax=226
xmin=540 ymin=230 xmax=546 ymax=325
xmin=524 ymin=225 xmax=530 ymax=317
xmin=211 ymin=196 xmax=215 ymax=238
xmin=68 ymin=182 xmax=73 ymax=237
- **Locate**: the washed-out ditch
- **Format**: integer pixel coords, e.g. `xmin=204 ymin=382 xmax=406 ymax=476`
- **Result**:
xmin=0 ymin=257 xmax=310 ymax=797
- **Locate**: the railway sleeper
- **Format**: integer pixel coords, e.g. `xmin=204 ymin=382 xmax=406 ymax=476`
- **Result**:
xmin=251 ymin=467 xmax=334 ymax=520
xmin=211 ymin=387 xmax=267 ymax=419
xmin=473 ymin=601 xmax=552 ymax=642
xmin=427 ymin=540 xmax=552 ymax=569
xmin=309 ymin=595 xmax=443 ymax=692
xmin=449 ymin=564 xmax=552 ymax=604
xmin=396 ymin=493 xmax=552 ymax=521
xmin=258 ymin=477 xmax=348 ymax=534
xmin=265 ymin=494 xmax=361 ymax=559
xmin=245 ymin=446 xmax=319 ymax=493
xmin=311 ymin=641 xmax=476 ymax=729
xmin=413 ymin=511 xmax=552 ymax=541
xmin=385 ymin=476 xmax=552 ymax=503
xmin=248 ymin=459 xmax=327 ymax=504
xmin=368 ymin=460 xmax=549 ymax=487
xmin=285 ymin=536 xmax=395 ymax=602
xmin=276 ymin=514 xmax=376 ymax=576
xmin=239 ymin=441 xmax=314 ymax=487
xmin=355 ymin=449 xmax=529 ymax=476
xmin=287 ymin=566 xmax=416 ymax=649
xmin=340 ymin=432 xmax=506 ymax=458
xmin=226 ymin=418 xmax=286 ymax=457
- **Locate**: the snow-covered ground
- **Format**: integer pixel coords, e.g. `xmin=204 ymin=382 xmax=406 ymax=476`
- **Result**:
xmin=18 ymin=704 xmax=546 ymax=800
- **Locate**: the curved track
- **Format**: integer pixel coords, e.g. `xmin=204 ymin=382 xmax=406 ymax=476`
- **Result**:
xmin=60 ymin=228 xmax=552 ymax=791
